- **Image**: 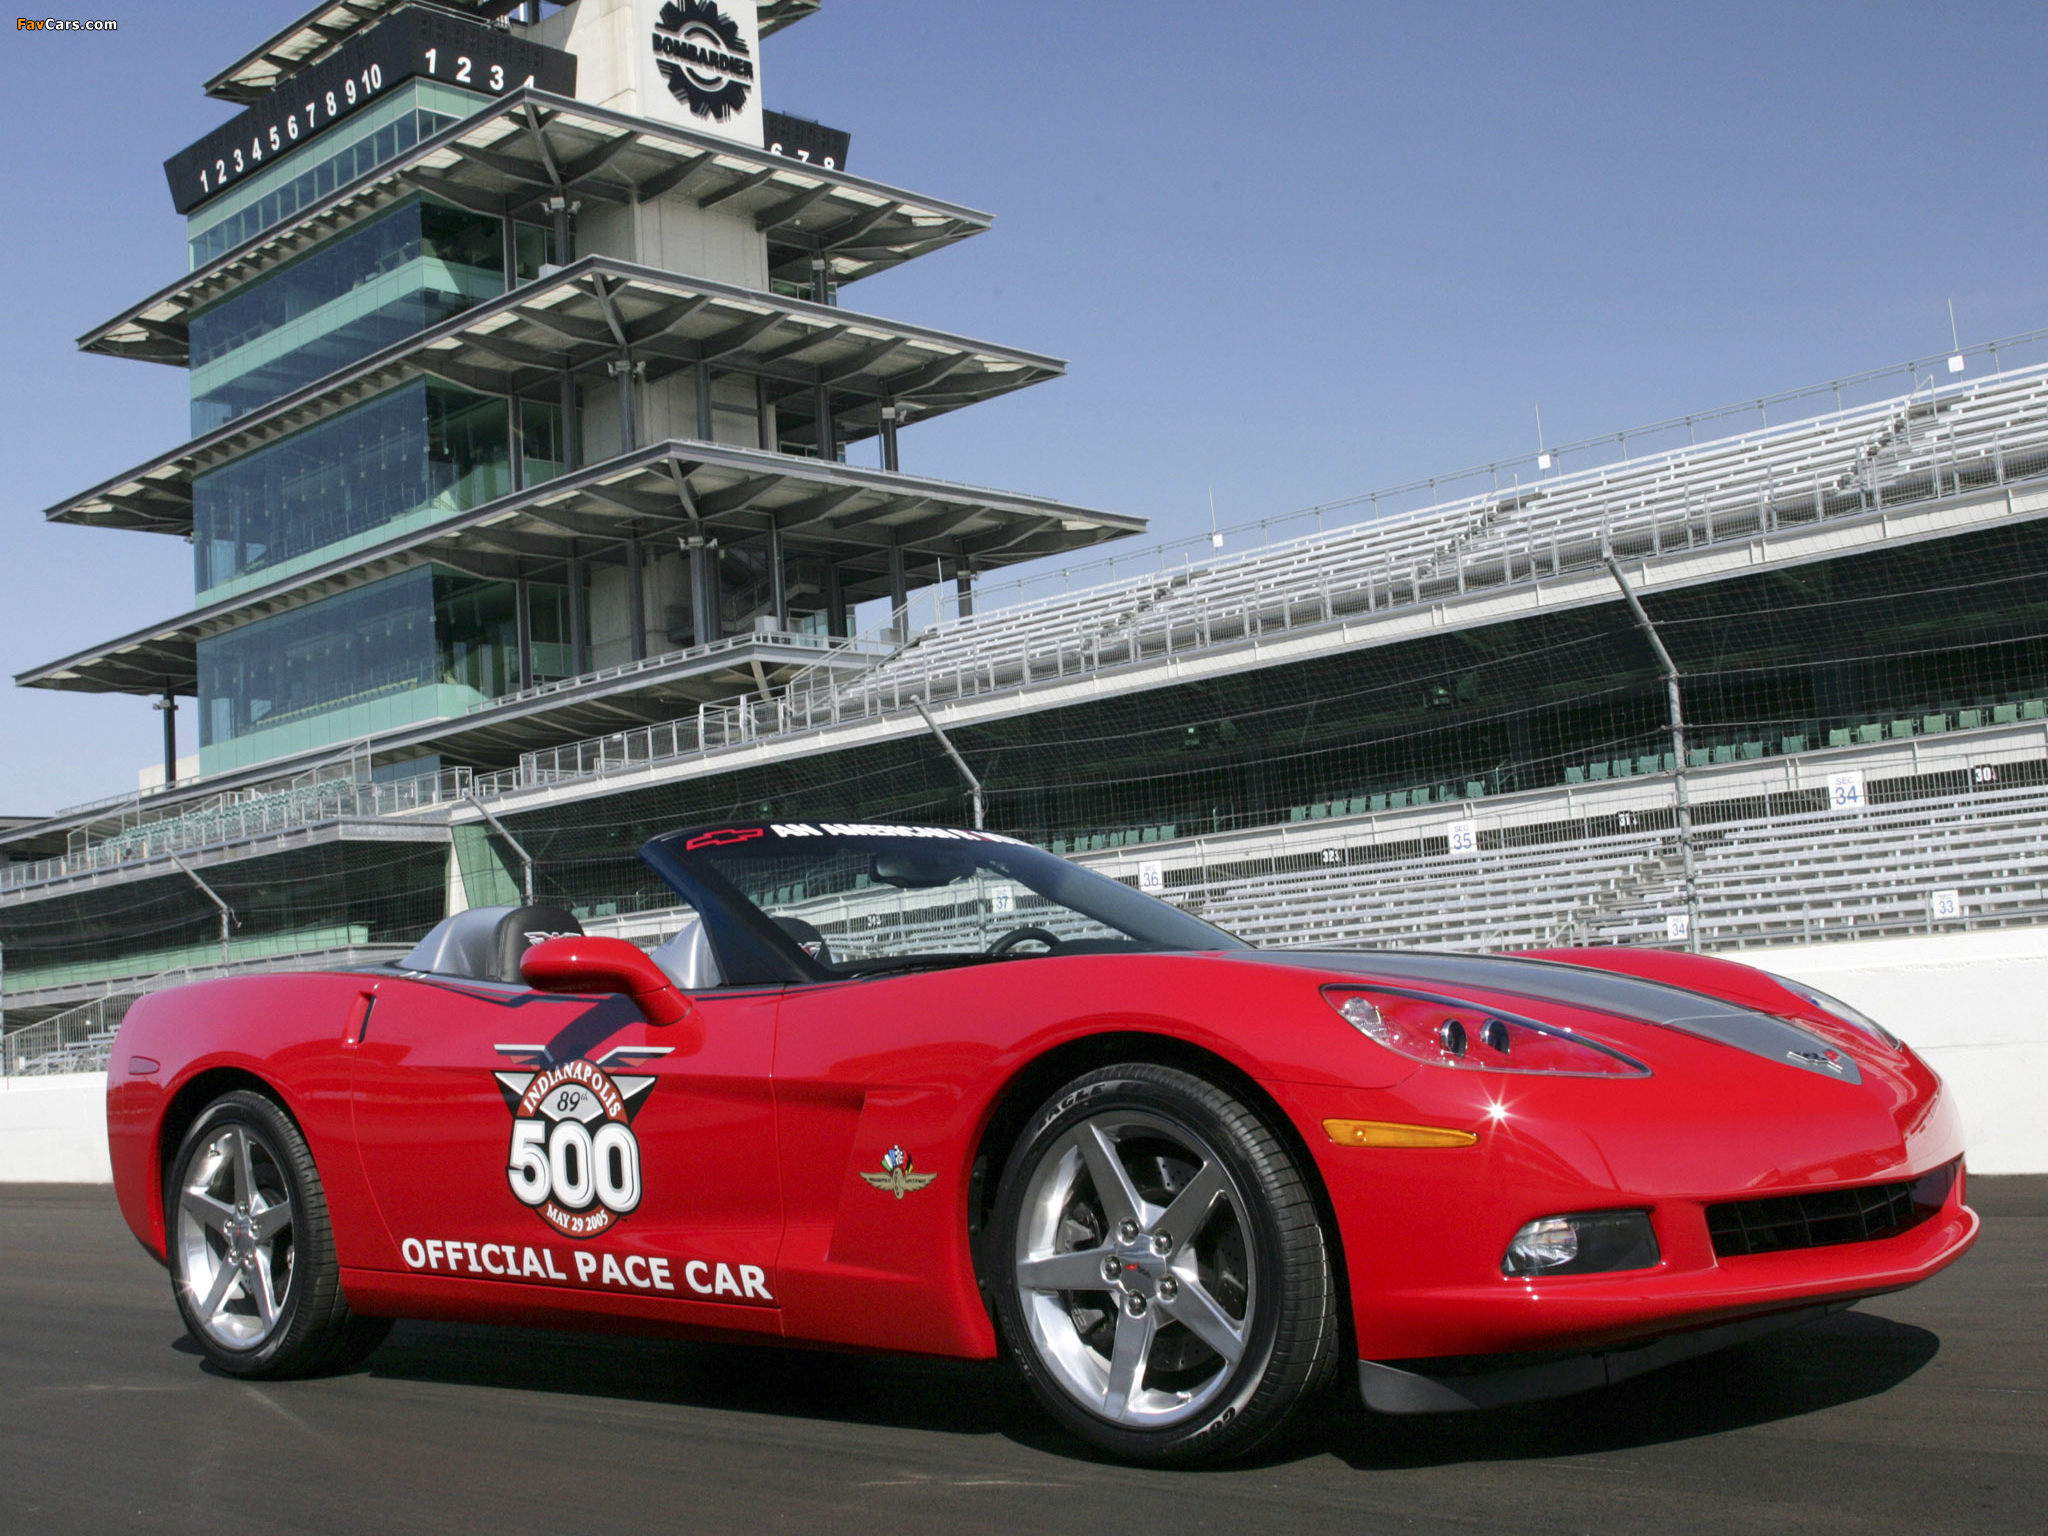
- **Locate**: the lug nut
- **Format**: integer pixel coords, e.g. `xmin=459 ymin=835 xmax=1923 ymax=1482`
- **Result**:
xmin=1125 ymin=1294 xmax=1147 ymax=1317
xmin=1158 ymin=1276 xmax=1178 ymax=1300
xmin=1118 ymin=1219 xmax=1140 ymax=1242
xmin=1151 ymin=1232 xmax=1173 ymax=1255
xmin=1100 ymin=1256 xmax=1122 ymax=1284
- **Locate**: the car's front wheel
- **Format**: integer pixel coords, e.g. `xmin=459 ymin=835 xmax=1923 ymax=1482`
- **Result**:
xmin=165 ymin=1090 xmax=390 ymax=1377
xmin=988 ymin=1063 xmax=1339 ymax=1463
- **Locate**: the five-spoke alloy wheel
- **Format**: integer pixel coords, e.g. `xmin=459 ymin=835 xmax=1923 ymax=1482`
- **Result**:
xmin=989 ymin=1064 xmax=1338 ymax=1463
xmin=166 ymin=1091 xmax=390 ymax=1377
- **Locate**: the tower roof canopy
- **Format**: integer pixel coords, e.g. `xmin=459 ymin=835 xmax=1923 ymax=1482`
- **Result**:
xmin=19 ymin=440 xmax=1143 ymax=697
xmin=203 ymin=1 xmax=820 ymax=105
xmin=54 ymin=256 xmax=1064 ymax=538
xmin=84 ymin=88 xmax=987 ymax=366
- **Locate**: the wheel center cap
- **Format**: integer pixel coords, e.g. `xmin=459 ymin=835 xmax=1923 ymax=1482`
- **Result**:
xmin=228 ymin=1213 xmax=256 ymax=1248
xmin=1114 ymin=1244 xmax=1165 ymax=1298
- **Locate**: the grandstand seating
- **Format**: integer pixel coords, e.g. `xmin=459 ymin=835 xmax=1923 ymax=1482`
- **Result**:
xmin=775 ymin=364 xmax=2048 ymax=732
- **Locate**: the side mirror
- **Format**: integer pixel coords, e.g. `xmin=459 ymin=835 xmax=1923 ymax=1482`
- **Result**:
xmin=520 ymin=936 xmax=703 ymax=1030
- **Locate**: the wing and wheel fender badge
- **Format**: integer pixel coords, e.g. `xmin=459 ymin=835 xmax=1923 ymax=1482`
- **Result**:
xmin=860 ymin=1145 xmax=938 ymax=1200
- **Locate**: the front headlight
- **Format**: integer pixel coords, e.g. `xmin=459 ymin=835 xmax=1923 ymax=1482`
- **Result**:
xmin=1324 ymin=985 xmax=1650 ymax=1076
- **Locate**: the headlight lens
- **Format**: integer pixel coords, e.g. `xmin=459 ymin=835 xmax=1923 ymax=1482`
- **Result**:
xmin=1503 ymin=1210 xmax=1661 ymax=1276
xmin=1325 ymin=986 xmax=1649 ymax=1076
xmin=1765 ymin=974 xmax=1902 ymax=1048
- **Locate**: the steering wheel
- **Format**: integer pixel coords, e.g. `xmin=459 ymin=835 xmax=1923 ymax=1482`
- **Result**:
xmin=988 ymin=924 xmax=1063 ymax=957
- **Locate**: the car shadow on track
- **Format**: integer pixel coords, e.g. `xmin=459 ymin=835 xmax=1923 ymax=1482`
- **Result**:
xmin=1308 ymin=1310 xmax=1939 ymax=1471
xmin=345 ymin=1306 xmax=1937 ymax=1469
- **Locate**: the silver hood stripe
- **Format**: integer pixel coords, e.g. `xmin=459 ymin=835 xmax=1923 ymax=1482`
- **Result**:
xmin=1244 ymin=950 xmax=1862 ymax=1084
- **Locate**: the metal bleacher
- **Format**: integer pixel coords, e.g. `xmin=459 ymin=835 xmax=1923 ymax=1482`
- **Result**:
xmin=773 ymin=363 xmax=2048 ymax=729
xmin=1156 ymin=777 xmax=2048 ymax=955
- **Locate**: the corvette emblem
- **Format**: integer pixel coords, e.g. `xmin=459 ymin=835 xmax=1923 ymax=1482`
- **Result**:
xmin=860 ymin=1145 xmax=937 ymax=1200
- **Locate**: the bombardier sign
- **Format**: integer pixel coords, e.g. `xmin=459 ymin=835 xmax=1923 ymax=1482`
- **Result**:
xmin=634 ymin=0 xmax=764 ymax=147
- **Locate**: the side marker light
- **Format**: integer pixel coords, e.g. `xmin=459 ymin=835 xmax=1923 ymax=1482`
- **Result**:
xmin=1323 ymin=1118 xmax=1479 ymax=1149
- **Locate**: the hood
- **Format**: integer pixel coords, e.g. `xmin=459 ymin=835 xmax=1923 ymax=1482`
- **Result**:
xmin=1245 ymin=949 xmax=1863 ymax=1085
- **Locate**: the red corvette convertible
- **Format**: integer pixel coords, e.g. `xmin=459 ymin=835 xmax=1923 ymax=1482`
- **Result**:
xmin=107 ymin=822 xmax=1975 ymax=1463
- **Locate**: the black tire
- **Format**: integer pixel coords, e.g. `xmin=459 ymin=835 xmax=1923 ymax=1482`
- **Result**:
xmin=164 ymin=1090 xmax=391 ymax=1378
xmin=988 ymin=1063 xmax=1339 ymax=1464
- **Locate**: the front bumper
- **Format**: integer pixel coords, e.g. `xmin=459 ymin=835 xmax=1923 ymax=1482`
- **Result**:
xmin=1271 ymin=1023 xmax=1976 ymax=1374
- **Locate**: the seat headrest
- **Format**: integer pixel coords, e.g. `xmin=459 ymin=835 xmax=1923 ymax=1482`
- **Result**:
xmin=489 ymin=906 xmax=585 ymax=985
xmin=399 ymin=904 xmax=585 ymax=984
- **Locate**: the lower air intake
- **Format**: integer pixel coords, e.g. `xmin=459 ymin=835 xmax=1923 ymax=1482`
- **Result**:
xmin=1707 ymin=1161 xmax=1958 ymax=1258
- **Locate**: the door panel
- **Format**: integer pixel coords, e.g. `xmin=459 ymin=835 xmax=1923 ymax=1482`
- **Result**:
xmin=349 ymin=975 xmax=783 ymax=1331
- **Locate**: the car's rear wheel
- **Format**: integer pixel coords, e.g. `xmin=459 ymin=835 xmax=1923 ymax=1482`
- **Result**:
xmin=988 ymin=1063 xmax=1338 ymax=1463
xmin=166 ymin=1090 xmax=390 ymax=1377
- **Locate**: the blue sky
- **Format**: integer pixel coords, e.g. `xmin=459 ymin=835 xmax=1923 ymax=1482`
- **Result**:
xmin=5 ymin=0 xmax=2046 ymax=814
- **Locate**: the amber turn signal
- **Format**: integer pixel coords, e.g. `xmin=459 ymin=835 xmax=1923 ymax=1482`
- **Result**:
xmin=1323 ymin=1118 xmax=1479 ymax=1149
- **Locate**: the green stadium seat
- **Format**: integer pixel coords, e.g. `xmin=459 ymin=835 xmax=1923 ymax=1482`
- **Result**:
xmin=1051 ymin=839 xmax=1068 ymax=854
xmin=1828 ymin=728 xmax=1852 ymax=747
xmin=1780 ymin=735 xmax=1807 ymax=754
xmin=1922 ymin=714 xmax=1948 ymax=735
xmin=1389 ymin=790 xmax=1410 ymax=807
xmin=1956 ymin=709 xmax=1983 ymax=729
xmin=1159 ymin=824 xmax=1177 ymax=840
xmin=2024 ymin=700 xmax=2046 ymax=720
xmin=1711 ymin=745 xmax=1735 ymax=764
xmin=1739 ymin=741 xmax=1764 ymax=760
xmin=1661 ymin=752 xmax=1678 ymax=772
xmin=1346 ymin=798 xmax=1371 ymax=815
xmin=1565 ymin=766 xmax=1585 ymax=784
xmin=1687 ymin=748 xmax=1709 ymax=767
xmin=1307 ymin=803 xmax=1328 ymax=819
xmin=1610 ymin=758 xmax=1632 ymax=778
xmin=1855 ymin=725 xmax=1883 ymax=744
xmin=1465 ymin=781 xmax=1486 ymax=799
xmin=1588 ymin=763 xmax=1610 ymax=780
xmin=1889 ymin=719 xmax=1916 ymax=739
xmin=1993 ymin=704 xmax=2019 ymax=724
xmin=1288 ymin=806 xmax=1307 ymax=823
xmin=1369 ymin=794 xmax=1388 ymax=812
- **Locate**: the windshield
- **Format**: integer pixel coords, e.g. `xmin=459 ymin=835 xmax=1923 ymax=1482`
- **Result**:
xmin=642 ymin=822 xmax=1247 ymax=979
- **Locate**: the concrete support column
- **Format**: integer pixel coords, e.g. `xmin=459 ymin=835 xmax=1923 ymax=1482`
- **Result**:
xmin=826 ymin=564 xmax=846 ymax=639
xmin=814 ymin=381 xmax=835 ymax=461
xmin=560 ymin=368 xmax=579 ymax=472
xmin=810 ymin=253 xmax=830 ymax=306
xmin=509 ymin=393 xmax=526 ymax=490
xmin=546 ymin=196 xmax=577 ymax=265
xmin=613 ymin=357 xmax=640 ymax=454
xmin=696 ymin=360 xmax=714 ymax=441
xmin=689 ymin=538 xmax=718 ymax=646
xmin=626 ymin=530 xmax=647 ymax=662
xmin=879 ymin=402 xmax=901 ymax=473
xmin=514 ymin=569 xmax=534 ymax=691
xmin=155 ymin=691 xmax=177 ymax=787
xmin=887 ymin=544 xmax=909 ymax=636
xmin=955 ymin=563 xmax=974 ymax=619
xmin=768 ymin=523 xmax=788 ymax=631
xmin=567 ymin=542 xmax=589 ymax=675
xmin=756 ymin=376 xmax=774 ymax=451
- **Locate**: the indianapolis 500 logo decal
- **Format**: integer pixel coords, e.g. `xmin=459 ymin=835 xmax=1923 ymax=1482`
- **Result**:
xmin=495 ymin=1053 xmax=660 ymax=1237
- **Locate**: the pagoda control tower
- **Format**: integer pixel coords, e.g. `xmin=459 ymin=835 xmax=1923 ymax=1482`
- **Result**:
xmin=21 ymin=0 xmax=1140 ymax=790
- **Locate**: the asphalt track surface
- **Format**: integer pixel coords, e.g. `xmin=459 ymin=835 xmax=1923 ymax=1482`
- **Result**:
xmin=1 ymin=1181 xmax=2041 ymax=1536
